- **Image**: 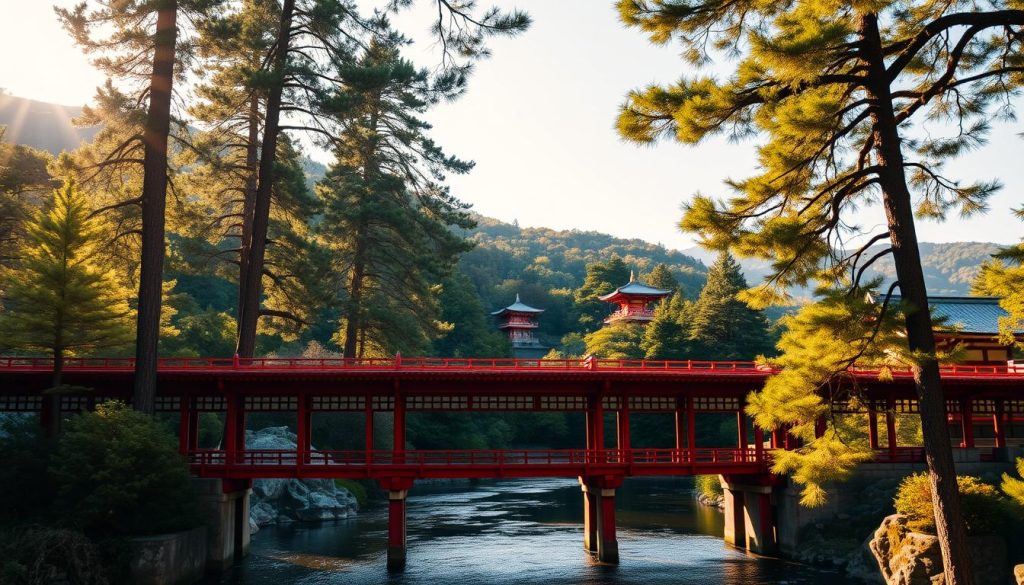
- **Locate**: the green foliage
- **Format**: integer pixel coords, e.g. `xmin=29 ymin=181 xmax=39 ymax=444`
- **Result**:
xmin=895 ymin=473 xmax=1021 ymax=536
xmin=694 ymin=474 xmax=723 ymax=501
xmin=583 ymin=323 xmax=645 ymax=359
xmin=1002 ymin=458 xmax=1024 ymax=506
xmin=644 ymin=263 xmax=681 ymax=295
xmin=748 ymin=284 xmax=907 ymax=506
xmin=318 ymin=40 xmax=475 ymax=358
xmin=574 ymin=256 xmax=631 ymax=331
xmin=433 ymin=272 xmax=509 ymax=358
xmin=689 ymin=253 xmax=773 ymax=360
xmin=0 ymin=182 xmax=133 ymax=370
xmin=0 ymin=526 xmax=108 ymax=585
xmin=334 ymin=479 xmax=368 ymax=509
xmin=50 ymin=403 xmax=202 ymax=537
xmin=641 ymin=294 xmax=693 ymax=359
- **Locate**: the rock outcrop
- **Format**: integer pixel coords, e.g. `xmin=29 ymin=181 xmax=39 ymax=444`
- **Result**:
xmin=869 ymin=514 xmax=1007 ymax=585
xmin=245 ymin=427 xmax=359 ymax=533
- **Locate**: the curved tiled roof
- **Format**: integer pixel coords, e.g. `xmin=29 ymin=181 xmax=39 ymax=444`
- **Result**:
xmin=884 ymin=295 xmax=1018 ymax=336
xmin=491 ymin=294 xmax=544 ymax=316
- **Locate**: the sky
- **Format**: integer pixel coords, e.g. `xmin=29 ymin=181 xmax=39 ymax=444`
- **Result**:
xmin=1 ymin=0 xmax=1022 ymax=250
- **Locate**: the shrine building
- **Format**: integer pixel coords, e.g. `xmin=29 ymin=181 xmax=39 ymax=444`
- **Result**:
xmin=598 ymin=272 xmax=671 ymax=325
xmin=491 ymin=294 xmax=549 ymax=359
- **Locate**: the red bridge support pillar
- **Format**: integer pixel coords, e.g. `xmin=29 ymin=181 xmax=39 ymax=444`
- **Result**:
xmin=380 ymin=477 xmax=414 ymax=571
xmin=580 ymin=476 xmax=622 ymax=564
xmin=580 ymin=478 xmax=597 ymax=553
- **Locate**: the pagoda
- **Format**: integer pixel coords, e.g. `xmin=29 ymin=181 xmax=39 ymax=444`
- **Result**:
xmin=491 ymin=294 xmax=549 ymax=359
xmin=598 ymin=272 xmax=671 ymax=325
xmin=880 ymin=295 xmax=1023 ymax=364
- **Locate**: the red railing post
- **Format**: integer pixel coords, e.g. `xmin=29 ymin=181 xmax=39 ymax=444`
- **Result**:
xmin=960 ymin=398 xmax=975 ymax=449
xmin=994 ymin=399 xmax=1007 ymax=449
xmin=886 ymin=397 xmax=898 ymax=461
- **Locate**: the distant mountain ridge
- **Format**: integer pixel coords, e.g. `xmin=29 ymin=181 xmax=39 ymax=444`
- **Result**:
xmin=0 ymin=94 xmax=97 ymax=153
xmin=683 ymin=241 xmax=1002 ymax=297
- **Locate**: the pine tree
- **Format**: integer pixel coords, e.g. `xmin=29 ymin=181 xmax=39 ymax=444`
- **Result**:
xmin=573 ymin=256 xmax=631 ymax=331
xmin=688 ymin=253 xmax=772 ymax=360
xmin=318 ymin=40 xmax=475 ymax=357
xmin=0 ymin=182 xmax=134 ymax=435
xmin=641 ymin=293 xmax=693 ymax=360
xmin=616 ymin=3 xmax=1024 ymax=578
xmin=57 ymin=0 xmax=222 ymax=413
xmin=0 ymin=129 xmax=53 ymax=266
xmin=973 ymin=215 xmax=1024 ymax=346
xmin=643 ymin=263 xmax=680 ymax=295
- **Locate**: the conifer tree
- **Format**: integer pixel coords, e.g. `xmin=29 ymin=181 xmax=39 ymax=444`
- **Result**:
xmin=318 ymin=40 xmax=475 ymax=357
xmin=688 ymin=253 xmax=772 ymax=360
xmin=641 ymin=293 xmax=693 ymax=359
xmin=616 ymin=2 xmax=1024 ymax=579
xmin=973 ymin=218 xmax=1024 ymax=345
xmin=0 ymin=182 xmax=134 ymax=435
xmin=57 ymin=0 xmax=222 ymax=413
xmin=574 ymin=256 xmax=631 ymax=331
xmin=0 ymin=128 xmax=54 ymax=266
xmin=583 ymin=323 xmax=645 ymax=359
xmin=643 ymin=263 xmax=680 ymax=295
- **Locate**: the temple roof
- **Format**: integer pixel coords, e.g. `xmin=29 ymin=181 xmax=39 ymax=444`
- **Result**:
xmin=884 ymin=295 xmax=1018 ymax=336
xmin=598 ymin=272 xmax=672 ymax=302
xmin=491 ymin=294 xmax=544 ymax=316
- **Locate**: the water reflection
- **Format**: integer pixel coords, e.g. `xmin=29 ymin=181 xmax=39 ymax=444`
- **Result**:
xmin=207 ymin=477 xmax=854 ymax=585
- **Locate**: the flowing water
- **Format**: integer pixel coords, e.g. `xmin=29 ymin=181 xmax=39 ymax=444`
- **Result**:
xmin=205 ymin=477 xmax=856 ymax=585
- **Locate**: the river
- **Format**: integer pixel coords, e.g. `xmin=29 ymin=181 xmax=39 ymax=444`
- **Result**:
xmin=205 ymin=477 xmax=857 ymax=584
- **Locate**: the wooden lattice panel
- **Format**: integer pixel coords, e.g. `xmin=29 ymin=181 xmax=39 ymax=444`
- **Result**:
xmin=973 ymin=399 xmax=996 ymax=414
xmin=408 ymin=396 xmax=468 ymax=410
xmin=894 ymin=399 xmax=919 ymax=414
xmin=628 ymin=397 xmax=676 ymax=412
xmin=155 ymin=397 xmax=180 ymax=412
xmin=244 ymin=396 xmax=297 ymax=411
xmin=1005 ymin=400 xmax=1024 ymax=414
xmin=312 ymin=396 xmax=365 ymax=411
xmin=194 ymin=396 xmax=226 ymax=411
xmin=473 ymin=396 xmax=535 ymax=410
xmin=693 ymin=397 xmax=741 ymax=411
xmin=60 ymin=396 xmax=112 ymax=410
xmin=373 ymin=396 xmax=394 ymax=411
xmin=0 ymin=396 xmax=42 ymax=412
xmin=601 ymin=396 xmax=621 ymax=410
xmin=539 ymin=396 xmax=586 ymax=410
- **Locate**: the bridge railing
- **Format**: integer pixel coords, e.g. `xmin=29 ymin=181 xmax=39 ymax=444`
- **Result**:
xmin=185 ymin=448 xmax=766 ymax=470
xmin=3 ymin=355 xmax=1023 ymax=377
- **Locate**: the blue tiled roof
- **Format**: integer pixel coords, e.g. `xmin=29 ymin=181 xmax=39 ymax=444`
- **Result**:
xmin=491 ymin=294 xmax=544 ymax=316
xmin=886 ymin=295 xmax=1014 ymax=335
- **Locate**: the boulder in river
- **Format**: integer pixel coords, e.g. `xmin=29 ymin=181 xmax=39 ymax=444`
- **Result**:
xmin=868 ymin=514 xmax=1007 ymax=585
xmin=245 ymin=427 xmax=359 ymax=533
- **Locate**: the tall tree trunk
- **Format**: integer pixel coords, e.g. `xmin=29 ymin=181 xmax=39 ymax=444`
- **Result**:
xmin=343 ymin=222 xmax=367 ymax=358
xmin=237 ymin=92 xmax=260 ymax=334
xmin=861 ymin=13 xmax=972 ymax=585
xmin=133 ymin=1 xmax=177 ymax=414
xmin=45 ymin=346 xmax=64 ymax=438
xmin=236 ymin=0 xmax=295 ymax=359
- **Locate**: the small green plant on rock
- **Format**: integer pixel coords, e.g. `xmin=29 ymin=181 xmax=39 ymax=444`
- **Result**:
xmin=695 ymin=475 xmax=723 ymax=503
xmin=895 ymin=472 xmax=1020 ymax=535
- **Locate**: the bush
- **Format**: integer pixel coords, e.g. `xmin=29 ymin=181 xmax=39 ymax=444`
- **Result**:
xmin=0 ymin=526 xmax=109 ymax=585
xmin=335 ymin=479 xmax=369 ymax=508
xmin=49 ymin=402 xmax=202 ymax=537
xmin=894 ymin=472 xmax=1021 ymax=535
xmin=695 ymin=474 xmax=723 ymax=501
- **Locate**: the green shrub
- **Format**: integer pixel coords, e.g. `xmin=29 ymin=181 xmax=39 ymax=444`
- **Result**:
xmin=895 ymin=472 xmax=1021 ymax=535
xmin=335 ymin=479 xmax=369 ymax=508
xmin=0 ymin=415 xmax=55 ymax=527
xmin=49 ymin=402 xmax=202 ymax=537
xmin=695 ymin=474 xmax=723 ymax=501
xmin=0 ymin=526 xmax=109 ymax=585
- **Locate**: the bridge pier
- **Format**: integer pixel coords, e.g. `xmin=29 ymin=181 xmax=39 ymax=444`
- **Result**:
xmin=379 ymin=477 xmax=414 ymax=571
xmin=580 ymin=476 xmax=622 ymax=564
xmin=194 ymin=478 xmax=252 ymax=570
xmin=721 ymin=475 xmax=778 ymax=556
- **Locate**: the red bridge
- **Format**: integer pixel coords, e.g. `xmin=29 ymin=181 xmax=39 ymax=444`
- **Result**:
xmin=2 ymin=356 xmax=1022 ymax=567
